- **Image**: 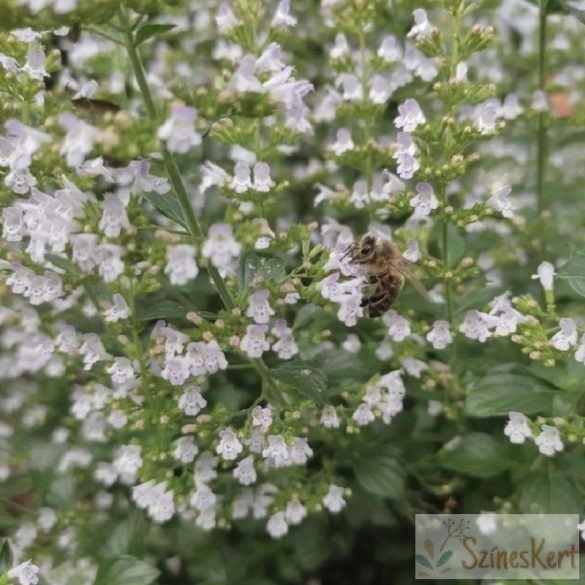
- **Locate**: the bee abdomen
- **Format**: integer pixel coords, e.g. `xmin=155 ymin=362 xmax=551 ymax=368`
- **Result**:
xmin=363 ymin=275 xmax=404 ymax=317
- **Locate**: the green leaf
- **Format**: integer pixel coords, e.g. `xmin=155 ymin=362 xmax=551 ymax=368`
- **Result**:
xmin=526 ymin=0 xmax=572 ymax=13
xmin=103 ymin=511 xmax=148 ymax=557
xmin=135 ymin=23 xmax=176 ymax=46
xmin=352 ymin=446 xmax=406 ymax=500
xmin=94 ymin=555 xmax=159 ymax=585
xmin=238 ymin=252 xmax=287 ymax=290
xmin=143 ymin=192 xmax=187 ymax=228
xmin=557 ymin=250 xmax=585 ymax=297
xmin=45 ymin=254 xmax=80 ymax=275
xmin=557 ymin=0 xmax=585 ymax=22
xmin=47 ymin=474 xmax=76 ymax=509
xmin=465 ymin=371 xmax=557 ymax=417
xmin=439 ymin=433 xmax=512 ymax=478
xmin=135 ymin=300 xmax=186 ymax=321
xmin=415 ymin=555 xmax=434 ymax=571
xmin=436 ymin=550 xmax=453 ymax=567
xmin=454 ymin=287 xmax=502 ymax=315
xmin=0 ymin=474 xmax=32 ymax=499
xmin=270 ymin=364 xmax=327 ymax=405
xmin=519 ymin=464 xmax=584 ymax=514
xmin=0 ymin=539 xmax=13 ymax=573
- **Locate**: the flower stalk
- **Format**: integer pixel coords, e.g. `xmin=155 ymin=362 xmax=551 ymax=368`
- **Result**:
xmin=536 ymin=0 xmax=548 ymax=230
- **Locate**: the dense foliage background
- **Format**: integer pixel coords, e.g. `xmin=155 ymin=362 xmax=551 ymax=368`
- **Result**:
xmin=1 ymin=0 xmax=585 ymax=583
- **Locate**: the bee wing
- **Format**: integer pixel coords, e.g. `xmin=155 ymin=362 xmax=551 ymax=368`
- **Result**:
xmin=398 ymin=258 xmax=432 ymax=302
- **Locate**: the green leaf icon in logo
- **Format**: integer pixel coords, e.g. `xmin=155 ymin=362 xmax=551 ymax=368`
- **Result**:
xmin=437 ymin=550 xmax=453 ymax=567
xmin=416 ymin=555 xmax=434 ymax=570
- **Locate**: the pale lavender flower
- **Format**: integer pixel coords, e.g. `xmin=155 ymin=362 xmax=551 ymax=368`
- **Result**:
xmin=394 ymin=99 xmax=425 ymax=132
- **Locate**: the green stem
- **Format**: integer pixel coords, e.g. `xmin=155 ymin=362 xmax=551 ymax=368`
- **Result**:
xmin=536 ymin=0 xmax=548 ymax=230
xmin=121 ymin=5 xmax=280 ymax=400
xmin=21 ymin=100 xmax=30 ymax=125
xmin=121 ymin=10 xmax=234 ymax=310
xmin=129 ymin=283 xmax=148 ymax=383
xmin=358 ymin=29 xmax=373 ymax=190
xmin=440 ymin=189 xmax=453 ymax=325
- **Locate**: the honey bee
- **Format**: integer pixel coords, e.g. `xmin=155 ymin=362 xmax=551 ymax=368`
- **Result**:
xmin=348 ymin=234 xmax=430 ymax=317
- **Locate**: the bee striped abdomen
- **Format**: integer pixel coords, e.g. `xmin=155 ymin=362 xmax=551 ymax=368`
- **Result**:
xmin=362 ymin=273 xmax=405 ymax=317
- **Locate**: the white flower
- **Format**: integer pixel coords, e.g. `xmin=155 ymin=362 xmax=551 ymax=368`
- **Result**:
xmin=401 ymin=357 xmax=427 ymax=378
xmin=216 ymin=428 xmax=243 ymax=461
xmin=426 ymin=320 xmax=453 ymax=349
xmin=266 ymin=511 xmax=288 ymax=538
xmin=22 ymin=47 xmax=48 ymax=80
xmin=410 ymin=183 xmax=439 ymax=216
xmin=504 ymin=411 xmax=532 ymax=444
xmin=320 ymin=405 xmax=340 ymax=428
xmin=165 ymin=244 xmax=199 ymax=285
xmin=534 ymin=424 xmax=563 ymax=456
xmin=262 ymin=434 xmax=289 ymax=468
xmin=500 ymin=93 xmax=523 ymax=120
xmin=178 ymin=386 xmax=207 ymax=416
xmin=273 ymin=0 xmax=296 ymax=28
xmin=202 ymin=223 xmax=241 ymax=276
xmin=113 ymin=445 xmax=142 ymax=483
xmin=532 ymin=90 xmax=548 ymax=112
xmin=8 ymin=560 xmax=40 ymax=585
xmin=330 ymin=128 xmax=354 ymax=155
xmin=246 ymin=289 xmax=275 ymax=324
xmin=285 ymin=498 xmax=307 ymax=525
xmin=161 ymin=356 xmax=190 ymax=386
xmin=240 ymin=324 xmax=270 ymax=358
xmin=174 ymin=436 xmax=199 ymax=463
xmin=231 ymin=161 xmax=252 ymax=193
xmin=378 ymin=35 xmax=401 ymax=62
xmin=323 ymin=484 xmax=345 ymax=513
xmin=107 ymin=357 xmax=136 ymax=387
xmin=95 ymin=244 xmax=125 ymax=283
xmin=158 ymin=106 xmax=201 ymax=154
xmin=271 ymin=325 xmax=298 ymax=359
xmin=531 ymin=261 xmax=555 ymax=291
xmin=99 ymin=193 xmax=129 ymax=238
xmin=458 ymin=310 xmax=495 ymax=342
xmin=473 ymin=99 xmax=500 ymax=135
xmin=342 ymin=333 xmax=361 ymax=353
xmin=200 ymin=161 xmax=229 ymax=193
xmin=57 ymin=112 xmax=99 ymax=167
xmin=394 ymin=132 xmax=420 ymax=179
xmin=331 ymin=33 xmax=349 ymax=59
xmin=288 ymin=437 xmax=313 ymax=465
xmin=574 ymin=334 xmax=585 ymax=364
xmin=403 ymin=239 xmax=422 ymax=262
xmin=551 ymin=318 xmax=578 ymax=351
xmin=383 ymin=310 xmax=411 ymax=341
xmin=487 ymin=185 xmax=514 ymax=218
xmin=352 ymin=403 xmax=375 ymax=426
xmin=253 ymin=162 xmax=274 ymax=192
xmin=407 ymin=8 xmax=433 ymax=38
xmin=104 ymin=294 xmax=130 ymax=323
xmin=216 ymin=4 xmax=238 ymax=33
xmin=428 ymin=400 xmax=443 ymax=417
xmin=234 ymin=455 xmax=257 ymax=485
xmin=350 ymin=180 xmax=369 ymax=209
xmin=252 ymin=405 xmax=273 ymax=431
xmin=394 ymin=99 xmax=425 ymax=132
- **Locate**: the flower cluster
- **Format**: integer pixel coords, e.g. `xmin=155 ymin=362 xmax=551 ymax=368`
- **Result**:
xmin=1 ymin=0 xmax=585 ymax=583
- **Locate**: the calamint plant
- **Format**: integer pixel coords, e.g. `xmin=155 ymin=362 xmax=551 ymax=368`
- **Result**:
xmin=0 ymin=0 xmax=585 ymax=583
